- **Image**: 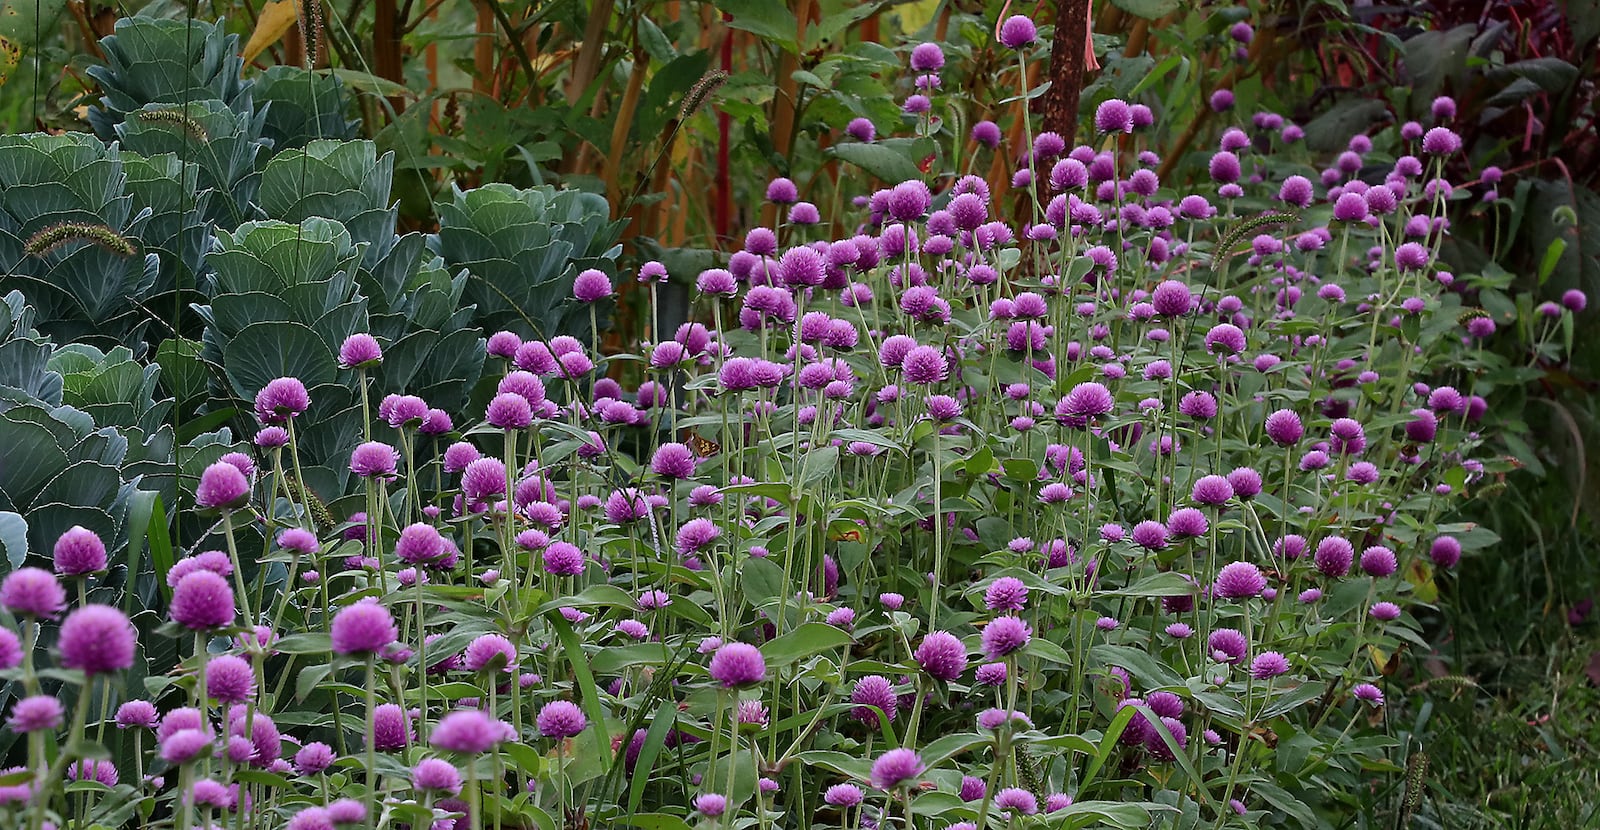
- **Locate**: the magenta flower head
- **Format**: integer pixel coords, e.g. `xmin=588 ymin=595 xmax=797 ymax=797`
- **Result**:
xmin=650 ymin=442 xmax=697 ymax=480
xmin=971 ymin=120 xmax=1002 ymax=148
xmin=57 ymin=604 xmax=136 ymax=676
xmin=168 ymin=569 xmax=235 ymax=630
xmin=1 ymin=567 xmax=65 ymax=618
xmin=430 ymin=709 xmax=507 ymax=754
xmin=205 ymin=654 xmax=255 ymax=703
xmin=695 ymin=794 xmax=728 ymax=818
xmin=486 ymin=392 xmax=534 ymax=430
xmin=851 ymin=675 xmax=897 ymax=725
xmin=350 ymin=441 xmax=400 ymax=478
xmin=1360 ymin=546 xmax=1398 ymax=577
xmin=1430 ymin=536 xmax=1462 ymax=568
xmin=1250 ymin=651 xmax=1290 ymax=679
xmin=914 ymin=631 xmax=968 ymax=681
xmin=339 ymin=334 xmax=383 ymax=369
xmin=1151 ymin=280 xmax=1193 ymax=317
xmin=330 ymin=599 xmax=397 ymax=656
xmin=709 ymin=642 xmax=767 ymax=688
xmin=53 ymin=526 xmax=108 ymax=576
xmin=254 ymin=377 xmax=310 ymax=422
xmin=901 ymin=345 xmax=948 ymax=384
xmin=1422 ymin=126 xmax=1461 ymax=155
xmin=997 ymin=15 xmax=1037 ymax=49
xmin=825 ymin=783 xmax=865 ymax=807
xmin=113 ymin=700 xmax=156 ymax=730
xmin=372 ymin=703 xmax=412 ymax=750
xmin=295 ymin=741 xmax=335 ymax=774
xmin=1264 ymin=409 xmax=1304 ymax=446
xmin=1214 ymin=562 xmax=1267 ymax=599
xmin=464 ymin=633 xmax=516 ymax=673
xmin=1095 ymin=99 xmax=1133 ymax=134
xmin=535 ymin=700 xmax=588 ymax=738
xmin=572 ymin=269 xmax=614 ymax=303
xmin=910 ymin=42 xmax=944 ymax=72
xmin=1314 ymin=537 xmax=1355 ymax=578
xmin=196 ymin=461 xmax=251 ymax=510
xmin=8 ymin=695 xmax=64 ymax=733
xmin=985 ymin=577 xmax=1029 ymax=611
xmin=1191 ymin=475 xmax=1234 ymax=506
xmin=871 ymin=747 xmax=925 ymax=790
xmin=1057 ymin=381 xmax=1114 ymax=426
xmin=0 ymin=628 xmax=20 ymax=671
xmin=766 ymin=177 xmax=800 ymax=204
xmin=461 ymin=457 xmax=508 ymax=505
xmin=981 ymin=615 xmax=1032 ymax=659
xmin=411 ymin=758 xmax=462 ymax=795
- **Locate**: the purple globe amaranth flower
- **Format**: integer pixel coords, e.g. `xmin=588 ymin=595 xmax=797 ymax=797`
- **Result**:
xmin=430 ymin=709 xmax=506 ymax=754
xmin=997 ymin=15 xmax=1037 ymax=49
xmin=1354 ymin=683 xmax=1385 ymax=706
xmin=909 ymin=42 xmax=944 ymax=72
xmin=971 ymin=120 xmax=1002 ymax=148
xmin=536 ymin=700 xmax=588 ymax=738
xmin=370 ymin=703 xmax=412 ymax=751
xmin=1191 ymin=475 xmax=1233 ymax=506
xmin=1430 ymin=536 xmax=1462 ymax=568
xmin=461 ymin=457 xmax=508 ymax=504
xmin=914 ymin=631 xmax=968 ymax=680
xmin=1204 ymin=323 xmax=1246 ymax=354
xmin=295 ymin=741 xmax=335 ymax=774
xmin=68 ymin=758 xmax=119 ymax=787
xmin=982 ymin=615 xmax=1032 ymax=659
xmin=1131 ymin=520 xmax=1168 ymax=550
xmin=1209 ymin=88 xmax=1235 ymax=111
xmin=57 ymin=604 xmax=136 ymax=676
xmin=1360 ymin=546 xmax=1398 ymax=577
xmin=411 ymin=758 xmax=462 ymax=794
xmin=1227 ymin=467 xmax=1263 ymax=499
xmin=349 ymin=441 xmax=399 ymax=478
xmin=870 ymin=747 xmax=925 ymax=790
xmin=255 ymin=377 xmax=310 ymax=421
xmin=1095 ymin=99 xmax=1133 ymax=134
xmin=851 ymin=675 xmax=898 ymax=724
xmin=9 ymin=695 xmax=65 ymax=732
xmin=205 ymin=654 xmax=255 ymax=704
xmin=650 ymin=442 xmax=697 ymax=480
xmin=984 ymin=576 xmax=1029 ymax=611
xmin=393 ymin=523 xmax=446 ymax=565
xmin=765 ymin=177 xmax=799 ymax=204
xmin=53 ymin=526 xmax=107 ymax=576
xmin=0 ymin=628 xmax=20 ymax=671
xmin=825 ymin=783 xmax=865 ymax=807
xmin=339 ymin=334 xmax=382 ymax=369
xmin=196 ymin=461 xmax=250 ymax=510
xmin=1215 ymin=561 xmax=1267 ymax=599
xmin=464 ymin=633 xmax=516 ymax=673
xmin=1314 ymin=537 xmax=1355 ymax=578
xmin=709 ymin=642 xmax=767 ymax=688
xmin=996 ymin=787 xmax=1039 ymax=815
xmin=1057 ymin=381 xmax=1114 ymax=426
xmin=572 ymin=269 xmax=613 ymax=303
xmin=330 ymin=599 xmax=397 ymax=655
xmin=486 ymin=392 xmax=534 ymax=429
xmin=1370 ymin=601 xmax=1402 ymax=621
xmin=1209 ymin=628 xmax=1248 ymax=663
xmin=900 ymin=345 xmax=948 ymax=384
xmin=695 ymin=794 xmax=727 ymax=818
xmin=1 ymin=567 xmax=65 ymax=618
xmin=846 ymin=117 xmax=875 ymax=142
xmin=1167 ymin=507 xmax=1208 ymax=538
xmin=169 ymin=570 xmax=235 ymax=630
xmin=1422 ymin=126 xmax=1461 ymax=155
xmin=1151 ymin=280 xmax=1192 ymax=316
xmin=1265 ymin=409 xmax=1304 ymax=445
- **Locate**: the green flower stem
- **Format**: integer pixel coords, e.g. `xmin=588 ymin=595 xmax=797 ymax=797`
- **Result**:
xmin=365 ymin=655 xmax=379 ymax=829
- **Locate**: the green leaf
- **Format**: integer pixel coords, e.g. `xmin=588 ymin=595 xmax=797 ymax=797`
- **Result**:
xmin=827 ymin=141 xmax=924 ymax=184
xmin=1258 ymin=680 xmax=1326 ymax=720
xmin=0 ymin=511 xmax=27 ymax=568
xmin=1111 ymin=0 xmax=1179 ymax=19
xmin=739 ymin=556 xmax=785 ymax=610
xmin=627 ymin=700 xmax=679 ymax=815
xmin=800 ymin=445 xmax=839 ymax=487
xmin=547 ymin=613 xmax=613 ymax=761
xmin=1109 ymin=571 xmax=1195 ymax=597
xmin=274 ymin=632 xmax=333 ymax=654
xmin=918 ymin=732 xmax=989 ymax=767
xmin=760 ymin=622 xmax=852 ymax=667
xmin=711 ymin=0 xmax=798 ymax=49
xmin=1091 ymin=644 xmax=1184 ymax=689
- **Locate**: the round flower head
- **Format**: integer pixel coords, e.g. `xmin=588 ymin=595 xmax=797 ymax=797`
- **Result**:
xmin=57 ymin=604 xmax=136 ymax=676
xmin=294 ymin=741 xmax=335 ymax=774
xmin=984 ymin=577 xmax=1029 ymax=611
xmin=914 ymin=631 xmax=968 ymax=680
xmin=1191 ymin=475 xmax=1233 ymax=506
xmin=572 ymin=269 xmax=613 ymax=303
xmin=910 ymin=42 xmax=944 ymax=72
xmin=825 ymin=783 xmax=864 ymax=807
xmin=971 ymin=120 xmax=1002 ymax=148
xmin=196 ymin=461 xmax=250 ymax=510
xmin=1250 ymin=651 xmax=1290 ymax=679
xmin=350 ymin=441 xmax=400 ymax=479
xmin=1264 ymin=409 xmax=1304 ymax=445
xmin=169 ymin=569 xmax=235 ymax=630
xmin=1227 ymin=467 xmax=1263 ymax=499
xmin=650 ymin=442 xmax=697 ymax=480
xmin=981 ymin=615 xmax=1032 ymax=659
xmin=1360 ymin=546 xmax=1398 ymax=577
xmin=464 ymin=633 xmax=516 ymax=672
xmin=1314 ymin=537 xmax=1354 ymax=578
xmin=1 ymin=567 xmax=65 ymax=618
xmin=1131 ymin=520 xmax=1168 ymax=550
xmin=851 ymin=675 xmax=898 ymax=725
xmin=996 ymin=788 xmax=1039 ymax=815
xmin=339 ymin=334 xmax=383 ymax=369
xmin=870 ymin=748 xmax=925 ymax=790
xmin=411 ymin=758 xmax=462 ymax=794
xmin=393 ymin=523 xmax=446 ymax=565
xmin=330 ymin=600 xmax=397 ymax=655
xmin=1370 ymin=601 xmax=1402 ymax=621
xmin=766 ymin=177 xmax=799 ymax=204
xmin=0 ymin=628 xmax=20 ymax=671
xmin=997 ymin=15 xmax=1037 ymax=49
xmin=536 ymin=700 xmax=588 ymax=738
xmin=709 ymin=642 xmax=767 ymax=688
xmin=1208 ymin=628 xmax=1248 ymax=663
xmin=1422 ymin=126 xmax=1461 ymax=155
xmin=485 ymin=393 xmax=534 ymax=429
xmin=431 ymin=709 xmax=504 ymax=754
xmin=68 ymin=758 xmax=118 ymax=787
xmin=1215 ymin=561 xmax=1267 ymax=599
xmin=1430 ymin=536 xmax=1462 ymax=568
xmin=846 ymin=117 xmax=875 ymax=142
xmin=53 ymin=526 xmax=107 ymax=576
xmin=1151 ymin=280 xmax=1192 ymax=317
xmin=1353 ymin=683 xmax=1385 ymax=706
xmin=1095 ymin=99 xmax=1133 ymax=134
xmin=8 ymin=695 xmax=64 ymax=733
xmin=695 ymin=794 xmax=727 ymax=817
xmin=205 ymin=654 xmax=255 ymax=703
xmin=254 ymin=377 xmax=310 ymax=421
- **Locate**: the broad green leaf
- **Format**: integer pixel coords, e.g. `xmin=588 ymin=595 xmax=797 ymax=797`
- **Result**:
xmin=760 ymin=622 xmax=852 ymax=667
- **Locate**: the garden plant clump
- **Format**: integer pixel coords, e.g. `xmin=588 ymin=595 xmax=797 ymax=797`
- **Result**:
xmin=0 ymin=5 xmax=1591 ymax=830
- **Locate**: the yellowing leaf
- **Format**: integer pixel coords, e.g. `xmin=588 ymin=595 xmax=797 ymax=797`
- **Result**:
xmin=1368 ymin=644 xmax=1391 ymax=674
xmin=242 ymin=0 xmax=301 ymax=63
xmin=1405 ymin=559 xmax=1438 ymax=603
